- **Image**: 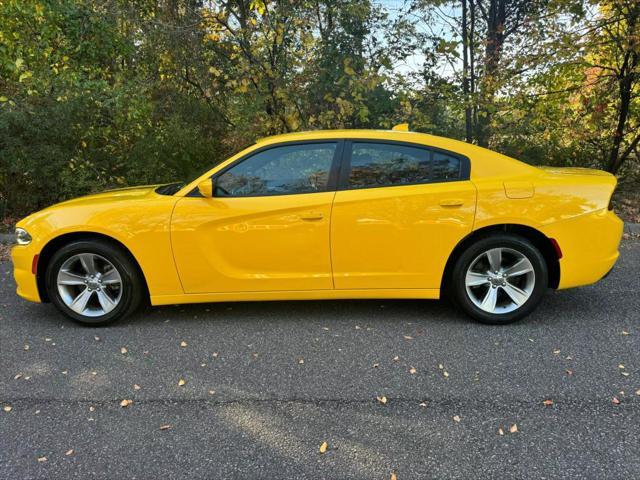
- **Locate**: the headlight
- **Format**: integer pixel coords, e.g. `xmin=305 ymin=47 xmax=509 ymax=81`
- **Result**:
xmin=15 ymin=228 xmax=32 ymax=245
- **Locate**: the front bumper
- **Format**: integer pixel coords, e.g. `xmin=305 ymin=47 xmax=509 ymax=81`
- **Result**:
xmin=541 ymin=209 xmax=623 ymax=290
xmin=11 ymin=244 xmax=42 ymax=303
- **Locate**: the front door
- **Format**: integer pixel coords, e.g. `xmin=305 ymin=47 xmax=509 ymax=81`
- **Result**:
xmin=171 ymin=142 xmax=340 ymax=294
xmin=331 ymin=140 xmax=476 ymax=289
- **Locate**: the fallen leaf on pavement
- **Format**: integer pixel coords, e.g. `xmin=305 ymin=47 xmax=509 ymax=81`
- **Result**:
xmin=618 ymin=364 xmax=625 ymax=369
xmin=298 ymin=358 xmax=304 ymax=364
xmin=612 ymin=397 xmax=621 ymax=405
xmin=14 ymin=373 xmax=22 ymax=380
xmin=120 ymin=399 xmax=133 ymax=408
xmin=498 ymin=428 xmax=504 ymax=435
xmin=212 ymin=352 xmax=219 ymax=358
xmin=377 ymin=396 xmax=388 ymax=405
xmin=393 ymin=356 xmax=399 ymax=362
xmin=120 ymin=347 xmax=128 ymax=354
xmin=208 ymin=390 xmax=216 ymax=395
xmin=453 ymin=415 xmax=461 ymax=422
xmin=409 ymin=367 xmax=417 ymax=375
xmin=391 ymin=473 xmax=398 ymax=480
xmin=543 ymin=399 xmax=553 ymax=407
xmin=65 ymin=449 xmax=74 ymax=456
xmin=133 ymin=384 xmax=141 ymax=390
xmin=319 ymin=441 xmax=328 ymax=454
xmin=443 ymin=371 xmax=449 ymax=378
xmin=180 ymin=341 xmax=188 ymax=347
xmin=3 ymin=405 xmax=12 ymax=412
xmin=621 ymin=331 xmax=629 ymax=335
xmin=178 ymin=379 xmax=186 ymax=386
xmin=509 ymin=424 xmax=518 ymax=433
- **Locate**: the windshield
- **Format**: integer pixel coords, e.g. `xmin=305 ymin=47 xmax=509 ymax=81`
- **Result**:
xmin=155 ymin=182 xmax=185 ymax=196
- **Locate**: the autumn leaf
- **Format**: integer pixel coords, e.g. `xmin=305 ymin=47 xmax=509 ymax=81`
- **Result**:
xmin=180 ymin=341 xmax=188 ymax=347
xmin=178 ymin=379 xmax=186 ymax=386
xmin=391 ymin=473 xmax=398 ymax=480
xmin=509 ymin=424 xmax=518 ymax=433
xmin=376 ymin=395 xmax=388 ymax=405
xmin=319 ymin=441 xmax=328 ymax=454
xmin=120 ymin=399 xmax=133 ymax=408
xmin=409 ymin=367 xmax=417 ymax=375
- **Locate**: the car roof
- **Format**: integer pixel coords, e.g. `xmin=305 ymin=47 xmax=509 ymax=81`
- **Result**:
xmin=255 ymin=129 xmax=537 ymax=178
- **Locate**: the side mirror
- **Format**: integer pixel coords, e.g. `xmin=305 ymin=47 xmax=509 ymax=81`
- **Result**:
xmin=197 ymin=178 xmax=213 ymax=198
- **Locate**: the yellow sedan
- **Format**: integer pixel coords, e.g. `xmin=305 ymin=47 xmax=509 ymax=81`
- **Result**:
xmin=11 ymin=128 xmax=623 ymax=325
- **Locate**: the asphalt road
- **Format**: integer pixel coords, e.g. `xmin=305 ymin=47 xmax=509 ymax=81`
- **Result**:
xmin=1 ymin=240 xmax=639 ymax=480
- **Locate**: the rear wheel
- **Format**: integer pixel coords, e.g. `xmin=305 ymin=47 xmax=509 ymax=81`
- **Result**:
xmin=450 ymin=234 xmax=548 ymax=324
xmin=45 ymin=240 xmax=143 ymax=326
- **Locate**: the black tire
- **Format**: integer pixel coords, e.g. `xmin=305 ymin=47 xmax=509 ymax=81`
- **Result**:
xmin=45 ymin=239 xmax=144 ymax=326
xmin=450 ymin=234 xmax=548 ymax=325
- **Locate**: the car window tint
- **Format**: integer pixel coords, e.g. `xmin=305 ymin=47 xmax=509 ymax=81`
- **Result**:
xmin=216 ymin=143 xmax=336 ymax=197
xmin=432 ymin=151 xmax=461 ymax=181
xmin=348 ymin=143 xmax=431 ymax=189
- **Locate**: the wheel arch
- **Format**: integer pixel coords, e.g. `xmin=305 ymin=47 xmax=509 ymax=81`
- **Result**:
xmin=441 ymin=224 xmax=561 ymax=294
xmin=36 ymin=231 xmax=150 ymax=303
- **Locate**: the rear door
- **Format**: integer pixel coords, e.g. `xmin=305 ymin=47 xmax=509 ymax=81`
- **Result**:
xmin=330 ymin=140 xmax=476 ymax=290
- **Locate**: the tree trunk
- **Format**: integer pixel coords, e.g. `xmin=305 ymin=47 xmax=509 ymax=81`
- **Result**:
xmin=477 ymin=0 xmax=506 ymax=147
xmin=462 ymin=0 xmax=472 ymax=143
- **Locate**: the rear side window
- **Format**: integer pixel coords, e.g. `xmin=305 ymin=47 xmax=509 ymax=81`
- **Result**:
xmin=346 ymin=142 xmax=462 ymax=189
xmin=215 ymin=143 xmax=337 ymax=197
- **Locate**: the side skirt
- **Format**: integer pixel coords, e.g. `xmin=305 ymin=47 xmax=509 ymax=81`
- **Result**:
xmin=150 ymin=288 xmax=440 ymax=306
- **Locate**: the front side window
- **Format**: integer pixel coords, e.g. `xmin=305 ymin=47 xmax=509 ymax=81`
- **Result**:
xmin=346 ymin=142 xmax=462 ymax=189
xmin=215 ymin=143 xmax=336 ymax=197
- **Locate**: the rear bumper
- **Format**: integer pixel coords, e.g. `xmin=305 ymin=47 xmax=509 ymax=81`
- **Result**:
xmin=540 ymin=209 xmax=623 ymax=289
xmin=11 ymin=244 xmax=41 ymax=303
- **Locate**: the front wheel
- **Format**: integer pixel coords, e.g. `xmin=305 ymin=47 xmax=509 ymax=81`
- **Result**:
xmin=45 ymin=240 xmax=144 ymax=326
xmin=450 ymin=234 xmax=548 ymax=324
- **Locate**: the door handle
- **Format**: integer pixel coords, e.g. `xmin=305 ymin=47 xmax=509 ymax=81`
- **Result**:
xmin=439 ymin=199 xmax=464 ymax=207
xmin=299 ymin=212 xmax=324 ymax=221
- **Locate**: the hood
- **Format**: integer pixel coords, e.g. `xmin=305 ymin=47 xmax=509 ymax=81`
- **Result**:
xmin=44 ymin=185 xmax=161 ymax=210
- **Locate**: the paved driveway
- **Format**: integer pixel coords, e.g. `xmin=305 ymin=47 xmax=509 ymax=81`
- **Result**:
xmin=1 ymin=240 xmax=639 ymax=479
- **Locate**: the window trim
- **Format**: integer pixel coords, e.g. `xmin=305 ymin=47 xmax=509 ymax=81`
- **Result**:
xmin=209 ymin=140 xmax=345 ymax=198
xmin=336 ymin=139 xmax=471 ymax=192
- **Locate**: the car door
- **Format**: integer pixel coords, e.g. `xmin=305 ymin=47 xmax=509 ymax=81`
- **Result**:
xmin=331 ymin=140 xmax=476 ymax=290
xmin=171 ymin=141 xmax=341 ymax=294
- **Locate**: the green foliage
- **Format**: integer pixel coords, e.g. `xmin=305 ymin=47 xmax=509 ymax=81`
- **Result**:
xmin=0 ymin=0 xmax=638 ymax=217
